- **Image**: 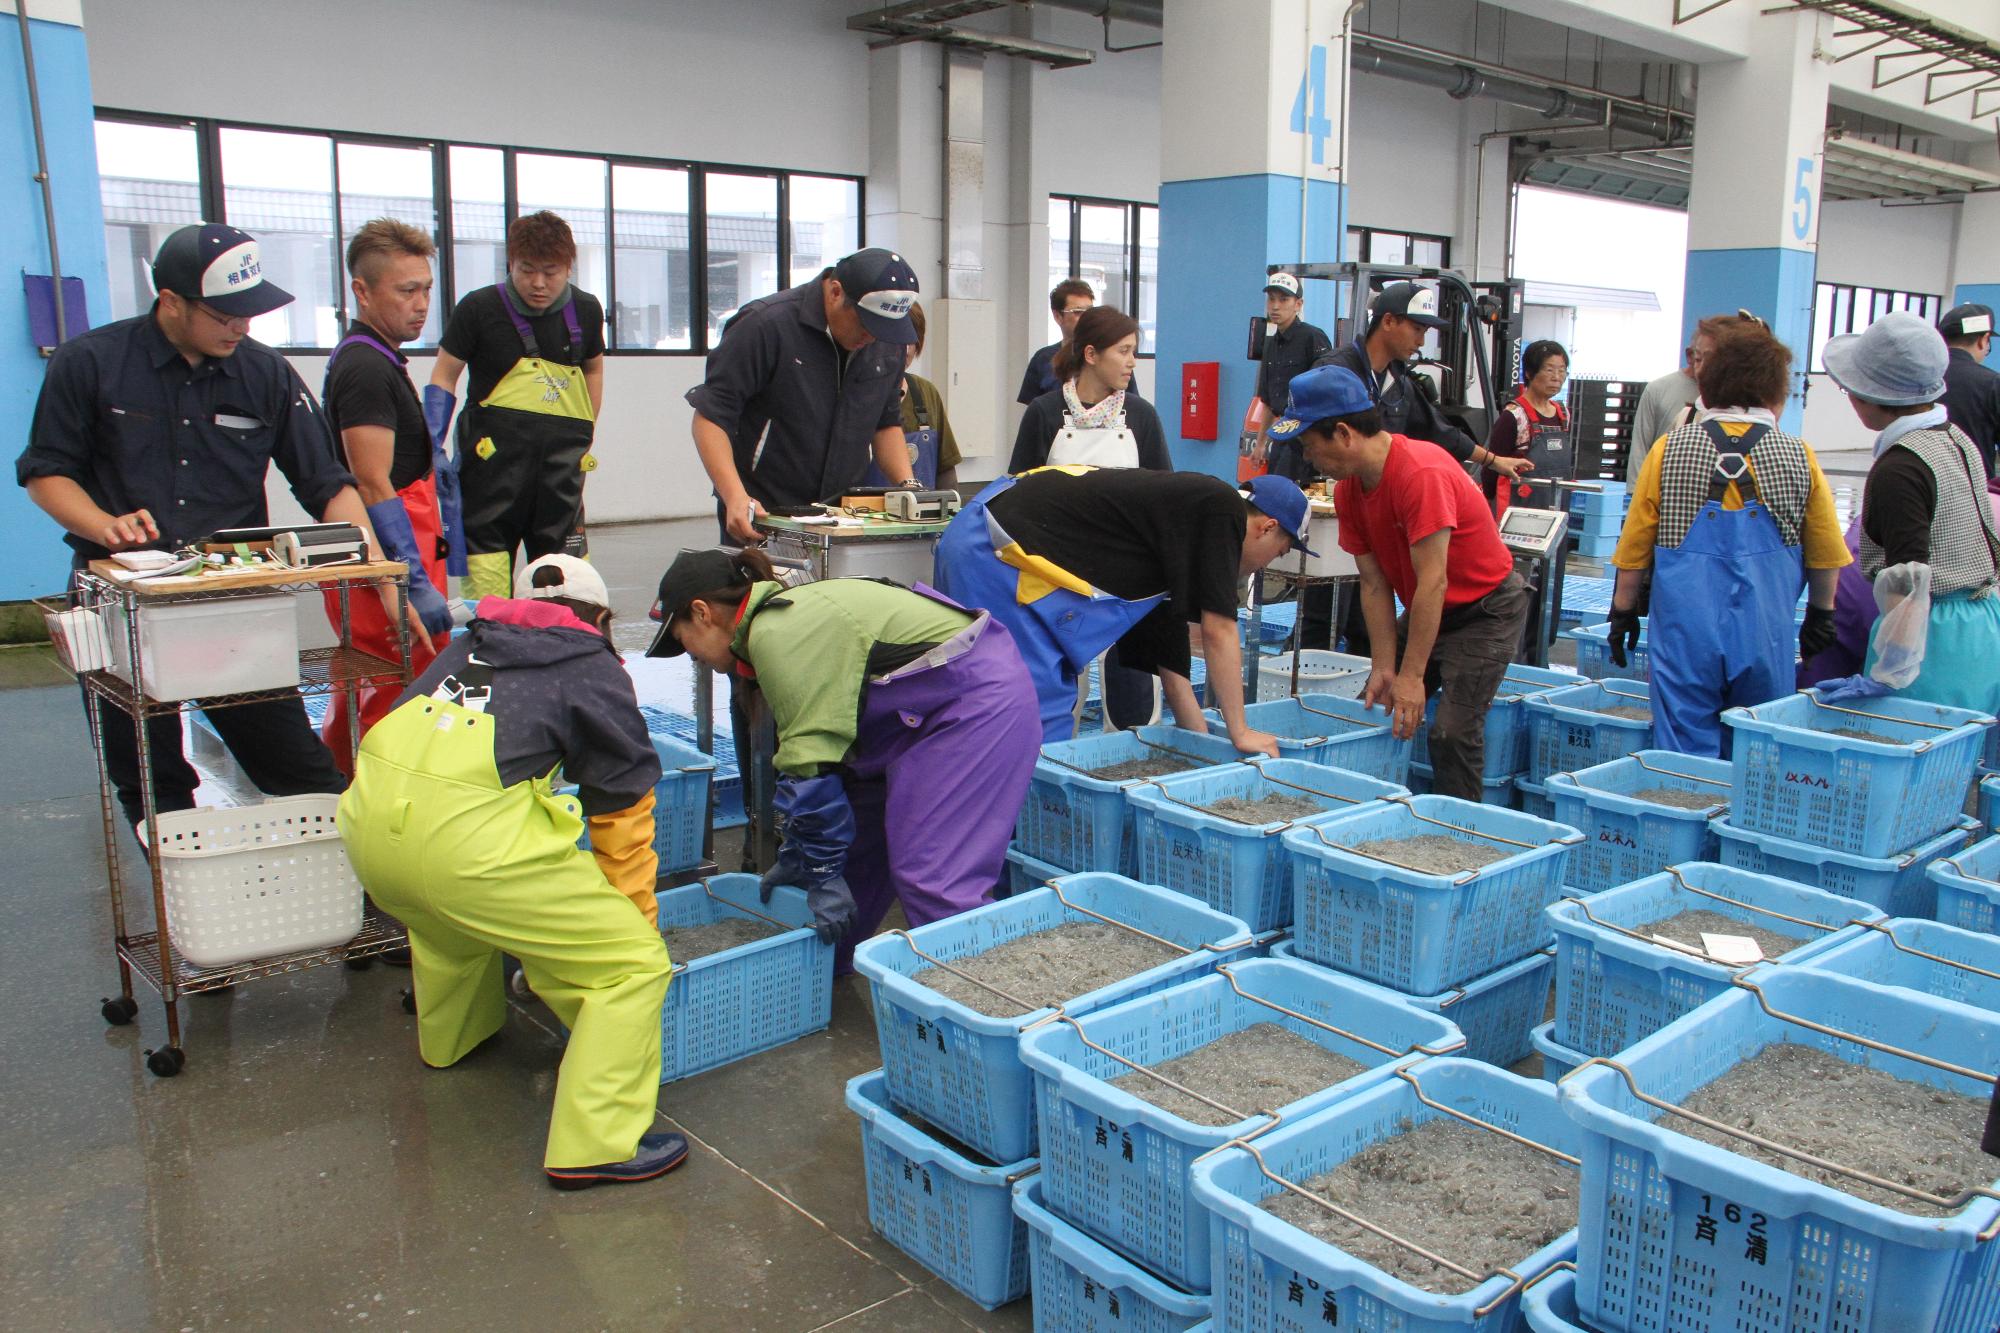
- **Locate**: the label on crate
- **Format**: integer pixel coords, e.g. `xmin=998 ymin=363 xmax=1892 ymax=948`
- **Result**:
xmin=1090 ymin=1116 xmax=1136 ymax=1163
xmin=1686 ymin=1192 xmax=1771 ymax=1266
xmin=1283 ymin=1270 xmax=1340 ymax=1323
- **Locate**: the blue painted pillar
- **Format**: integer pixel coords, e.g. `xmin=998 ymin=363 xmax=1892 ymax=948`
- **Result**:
xmin=2 ymin=5 xmax=111 ymax=604
xmin=1158 ymin=0 xmax=1348 ymax=479
xmin=1682 ymin=9 xmax=1830 ymax=431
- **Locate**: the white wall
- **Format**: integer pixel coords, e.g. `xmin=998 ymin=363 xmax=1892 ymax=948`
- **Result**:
xmin=1346 ymin=72 xmax=1468 ymax=241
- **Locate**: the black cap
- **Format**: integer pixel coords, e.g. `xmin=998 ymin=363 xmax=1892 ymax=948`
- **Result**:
xmin=1369 ymin=281 xmax=1448 ymax=330
xmin=646 ymin=549 xmax=741 ymax=657
xmin=831 ymin=247 xmax=920 ymax=344
xmin=1939 ymin=303 xmax=1995 ymax=341
xmin=151 ymin=223 xmax=294 ymax=317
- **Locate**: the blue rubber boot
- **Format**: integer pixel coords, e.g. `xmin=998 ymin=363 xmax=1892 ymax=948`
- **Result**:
xmin=545 ymin=1132 xmax=690 ymax=1191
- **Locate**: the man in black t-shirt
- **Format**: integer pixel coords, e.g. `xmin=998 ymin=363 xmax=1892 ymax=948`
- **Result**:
xmin=934 ymin=467 xmax=1310 ymax=749
xmin=427 ymin=211 xmax=606 ymax=602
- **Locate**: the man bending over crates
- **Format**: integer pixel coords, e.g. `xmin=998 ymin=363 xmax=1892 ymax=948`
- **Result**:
xmin=1274 ymin=364 xmax=1529 ymax=800
xmin=338 ymin=554 xmax=685 ymax=1191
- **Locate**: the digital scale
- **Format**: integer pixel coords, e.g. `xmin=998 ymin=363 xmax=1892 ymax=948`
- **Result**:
xmin=1497 ymin=504 xmax=1570 ymax=667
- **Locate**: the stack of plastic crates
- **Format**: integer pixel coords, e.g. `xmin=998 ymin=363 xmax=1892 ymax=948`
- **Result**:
xmin=1203 ymin=695 xmax=1409 ymax=785
xmin=1407 ymin=662 xmax=1581 ymax=806
xmin=1278 ymin=794 xmax=1582 ymax=1065
xmin=1560 ymin=617 xmax=1650 ymax=683
xmin=1519 ymin=679 xmax=1656 ymax=819
xmin=1560 ymin=966 xmax=2000 ymax=1333
xmin=1544 ymin=750 xmax=1730 ymax=894
xmin=1018 ymin=726 xmax=1245 ymax=877
xmin=1013 ymin=959 xmax=1465 ymax=1325
xmin=1567 ymin=480 xmax=1629 ymax=561
xmin=1712 ymin=690 xmax=1995 ymax=921
xmin=1933 ymin=832 xmax=2000 ymax=937
xmin=1536 ymin=863 xmax=1882 ymax=1081
xmin=849 ymin=873 xmax=1252 ymax=1311
xmin=1802 ymin=915 xmax=2000 ymax=1017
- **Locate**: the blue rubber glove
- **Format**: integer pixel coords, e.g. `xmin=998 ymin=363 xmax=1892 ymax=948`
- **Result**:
xmin=423 ymin=385 xmax=468 ymax=577
xmin=365 ymin=498 xmax=453 ymax=637
xmin=1813 ymin=675 xmax=1893 ymax=704
xmin=769 ymin=773 xmax=858 ymax=943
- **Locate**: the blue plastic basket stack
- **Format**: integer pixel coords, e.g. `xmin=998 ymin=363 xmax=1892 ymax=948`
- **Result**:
xmin=1710 ymin=690 xmax=1995 ymax=921
xmin=1407 ymin=661 xmax=1582 ymax=808
xmin=1567 ymin=480 xmax=1629 ymax=561
xmin=1019 ymin=726 xmax=1247 ymax=877
xmin=1545 ymin=750 xmax=1730 ymax=895
xmin=849 ymin=873 xmax=1252 ymax=1311
xmin=1560 ymin=616 xmax=1650 ymax=683
xmin=1278 ymin=794 xmax=1583 ymax=1066
xmin=1203 ymin=695 xmax=1411 ymax=785
xmin=1519 ymin=679 xmax=1657 ymax=820
xmin=1933 ymin=832 xmax=2000 ymax=937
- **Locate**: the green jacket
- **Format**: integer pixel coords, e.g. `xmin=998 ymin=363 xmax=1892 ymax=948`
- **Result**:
xmin=732 ymin=580 xmax=973 ymax=775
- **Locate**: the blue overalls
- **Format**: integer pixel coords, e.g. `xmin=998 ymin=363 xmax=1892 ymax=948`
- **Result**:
xmin=861 ymin=385 xmax=939 ymax=488
xmin=931 ymin=472 xmax=1164 ymax=742
xmin=1649 ymin=422 xmax=1804 ymax=757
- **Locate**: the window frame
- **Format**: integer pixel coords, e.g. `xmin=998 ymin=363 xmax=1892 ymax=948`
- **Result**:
xmin=93 ymin=107 xmax=864 ymax=357
xmin=1048 ymin=193 xmax=1160 ymax=358
xmin=1344 ymin=225 xmax=1452 ymax=270
xmin=1808 ymin=280 xmax=1939 ymax=373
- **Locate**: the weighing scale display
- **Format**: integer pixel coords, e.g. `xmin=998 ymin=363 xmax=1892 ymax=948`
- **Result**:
xmin=1498 ymin=506 xmax=1567 ymax=557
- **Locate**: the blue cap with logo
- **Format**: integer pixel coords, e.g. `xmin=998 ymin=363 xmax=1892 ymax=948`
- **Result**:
xmin=1267 ymin=364 xmax=1375 ymax=442
xmin=833 ymin=247 xmax=920 ymax=344
xmin=152 ymin=223 xmax=293 ymax=318
xmin=1241 ymin=474 xmax=1318 ymax=556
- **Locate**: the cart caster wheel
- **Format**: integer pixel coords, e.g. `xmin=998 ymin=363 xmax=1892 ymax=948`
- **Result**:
xmin=345 ymin=957 xmax=375 ymax=971
xmin=400 ymin=989 xmax=416 ymax=1015
xmin=101 ymin=996 xmax=139 ymax=1026
xmin=145 ymin=1046 xmax=185 ymax=1077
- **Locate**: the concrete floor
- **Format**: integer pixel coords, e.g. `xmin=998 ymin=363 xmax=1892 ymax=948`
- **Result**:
xmin=0 ymin=515 xmax=1034 ymax=1332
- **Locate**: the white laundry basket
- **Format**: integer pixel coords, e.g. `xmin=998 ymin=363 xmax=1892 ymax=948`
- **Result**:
xmin=155 ymin=795 xmax=365 ymax=968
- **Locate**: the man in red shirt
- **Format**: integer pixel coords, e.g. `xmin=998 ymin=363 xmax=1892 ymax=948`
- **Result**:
xmin=1270 ymin=364 xmax=1528 ymax=799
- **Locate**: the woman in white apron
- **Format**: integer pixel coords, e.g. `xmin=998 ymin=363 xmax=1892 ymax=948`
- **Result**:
xmin=1007 ymin=306 xmax=1174 ymax=728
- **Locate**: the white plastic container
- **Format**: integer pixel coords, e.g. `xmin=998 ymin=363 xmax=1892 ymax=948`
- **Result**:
xmin=155 ymin=795 xmax=364 ymax=968
xmin=105 ymin=593 xmax=299 ymax=702
xmin=1257 ymin=648 xmax=1372 ymax=697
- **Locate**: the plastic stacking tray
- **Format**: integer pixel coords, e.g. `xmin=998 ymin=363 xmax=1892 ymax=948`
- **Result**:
xmin=1546 ymin=862 xmax=1881 ymax=1059
xmin=1981 ymin=772 xmax=1998 ymax=836
xmin=1273 ymin=940 xmax=1556 ymax=1069
xmin=651 ymin=874 xmax=833 ymax=1083
xmin=1021 ymin=726 xmax=1248 ymax=876
xmin=1721 ymin=689 xmax=1996 ymax=858
xmin=1545 ymin=751 xmax=1730 ymax=895
xmin=1411 ymin=662 xmax=1583 ymax=781
xmin=1801 ymin=916 xmax=2000 ymax=1016
xmin=1127 ymin=759 xmax=1408 ymax=934
xmin=1285 ymin=794 xmax=1582 ymax=994
xmin=1530 ymin=1022 xmax=1586 ymax=1085
xmin=1561 ymin=618 xmax=1650 ymax=682
xmin=647 ymin=732 xmax=718 ymax=872
xmin=1015 ymin=1177 xmax=1212 ymax=1333
xmin=1514 ymin=774 xmax=1556 ymax=821
xmin=1933 ymin=833 xmax=2000 ymax=936
xmin=854 ymin=873 xmax=1252 ymax=1164
xmin=1191 ymin=1057 xmax=1584 ymax=1333
xmin=1017 ymin=958 xmax=1465 ymax=1293
xmin=1204 ymin=695 xmax=1410 ymax=785
xmin=1712 ymin=813 xmax=1979 ymax=921
xmin=1518 ymin=1264 xmax=1589 ymax=1332
xmin=846 ymin=1070 xmax=1033 ymax=1311
xmin=1523 ymin=680 xmax=1655 ymax=785
xmin=1560 ymin=967 xmax=2000 ymax=1333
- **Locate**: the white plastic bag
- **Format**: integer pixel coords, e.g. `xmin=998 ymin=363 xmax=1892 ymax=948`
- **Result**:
xmin=1867 ymin=561 xmax=1933 ymax=689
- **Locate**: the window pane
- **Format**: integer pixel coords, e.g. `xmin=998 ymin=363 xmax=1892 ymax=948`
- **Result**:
xmin=337 ymin=141 xmax=440 ymax=345
xmin=1831 ymin=286 xmax=1852 ymax=337
xmin=1078 ymin=203 xmax=1130 ymax=316
xmin=449 ymin=145 xmax=505 ymax=307
xmin=516 ymin=153 xmax=608 ymax=311
xmin=1368 ymin=230 xmax=1406 ymax=263
xmin=611 ymin=163 xmax=692 ymax=350
xmin=219 ymin=127 xmax=338 ymax=348
xmin=1135 ymin=205 xmax=1158 ymax=355
xmin=1344 ymin=228 xmax=1364 ymax=261
xmin=1048 ymin=199 xmax=1073 ymax=343
xmin=1811 ymin=282 xmax=1835 ymax=373
xmin=95 ymin=119 xmax=203 ymax=323
xmin=1411 ymin=235 xmax=1446 ymax=267
xmin=706 ymin=172 xmax=778 ymax=344
xmin=789 ymin=174 xmax=859 ymax=288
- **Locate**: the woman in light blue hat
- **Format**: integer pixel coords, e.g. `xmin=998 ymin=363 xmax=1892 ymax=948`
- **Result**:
xmin=1819 ymin=311 xmax=2000 ymax=715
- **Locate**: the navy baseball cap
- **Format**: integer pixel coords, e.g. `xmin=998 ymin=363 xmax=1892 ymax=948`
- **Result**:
xmin=1267 ymin=364 xmax=1375 ymax=441
xmin=1241 ymin=475 xmax=1318 ymax=556
xmin=1370 ymin=281 xmax=1448 ymax=330
xmin=1939 ymin=303 xmax=1995 ymax=340
xmin=152 ymin=223 xmax=293 ymax=317
xmin=833 ymin=247 xmax=920 ymax=344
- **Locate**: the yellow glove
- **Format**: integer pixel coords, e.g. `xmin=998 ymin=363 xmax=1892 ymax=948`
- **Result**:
xmin=588 ymin=791 xmax=660 ymax=927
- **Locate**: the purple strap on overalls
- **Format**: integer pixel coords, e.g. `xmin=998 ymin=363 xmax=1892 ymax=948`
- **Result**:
xmin=495 ymin=284 xmax=582 ymax=359
xmin=334 ymin=328 xmax=402 ymax=364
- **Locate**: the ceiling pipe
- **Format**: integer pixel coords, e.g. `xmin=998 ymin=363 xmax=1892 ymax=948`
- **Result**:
xmin=1351 ymin=36 xmax=1690 ymax=143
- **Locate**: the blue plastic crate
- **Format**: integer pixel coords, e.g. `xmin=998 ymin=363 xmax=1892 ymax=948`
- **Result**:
xmin=1191 ymin=1058 xmax=1583 ymax=1333
xmin=1271 ymin=942 xmax=1556 ymax=1068
xmin=1560 ymin=619 xmax=1650 ymax=682
xmin=1015 ymin=1178 xmax=1211 ymax=1333
xmin=1530 ymin=1021 xmax=1585 ymax=1084
xmin=1525 ymin=680 xmax=1655 ymax=784
xmin=1129 ymin=760 xmax=1407 ymax=934
xmin=652 ymin=875 xmax=833 ymax=1082
xmin=1286 ymin=795 xmax=1581 ymax=993
xmin=1982 ymin=772 xmax=1999 ymax=835
xmin=1514 ymin=774 xmax=1556 ymax=820
xmin=1546 ymin=751 xmax=1730 ymax=894
xmin=1519 ymin=1265 xmax=1587 ymax=1332
xmin=1934 ymin=833 xmax=2000 ymax=936
xmin=855 ymin=874 xmax=1252 ymax=1164
xmin=638 ymin=704 xmax=744 ymax=829
xmin=1723 ymin=690 xmax=1996 ymax=857
xmin=1204 ymin=696 xmax=1410 ymax=785
xmin=1239 ymin=602 xmax=1296 ymax=645
xmin=1713 ymin=813 xmax=1978 ymax=920
xmin=1410 ymin=663 xmax=1583 ymax=780
xmin=1546 ymin=862 xmax=1881 ymax=1059
xmin=1022 ymin=727 xmax=1248 ymax=875
xmin=1018 ymin=958 xmax=1464 ymax=1292
xmin=1561 ymin=968 xmax=2000 ymax=1333
xmin=646 ymin=732 xmax=717 ymax=871
xmin=1568 ymin=489 xmax=1629 ymax=519
xmin=1571 ymin=532 xmax=1620 ymax=560
xmin=1802 ymin=917 xmax=2000 ymax=1015
xmin=846 ymin=1070 xmax=1032 ymax=1311
xmin=1571 ymin=509 xmax=1626 ymax=541
xmin=1405 ymin=761 xmax=1513 ymax=805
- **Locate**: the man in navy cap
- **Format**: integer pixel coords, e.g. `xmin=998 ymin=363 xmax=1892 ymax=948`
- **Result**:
xmin=689 ymin=246 xmax=920 ymax=545
xmin=18 ymin=223 xmax=409 ymax=830
xmin=1272 ymin=364 xmax=1529 ymax=798
xmin=1938 ymin=303 xmax=1999 ymax=479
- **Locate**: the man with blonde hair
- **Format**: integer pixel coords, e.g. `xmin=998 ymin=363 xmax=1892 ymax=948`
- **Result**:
xmin=319 ymin=217 xmax=449 ymax=770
